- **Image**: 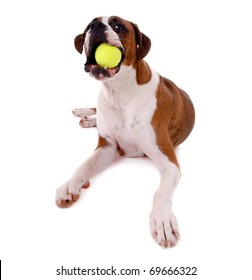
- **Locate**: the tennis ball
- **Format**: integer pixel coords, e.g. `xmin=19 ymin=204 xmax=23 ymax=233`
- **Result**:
xmin=95 ymin=43 xmax=122 ymax=68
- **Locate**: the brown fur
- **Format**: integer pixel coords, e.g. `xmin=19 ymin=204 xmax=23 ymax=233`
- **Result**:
xmin=96 ymin=135 xmax=111 ymax=149
xmin=109 ymin=16 xmax=152 ymax=84
xmin=151 ymin=77 xmax=195 ymax=168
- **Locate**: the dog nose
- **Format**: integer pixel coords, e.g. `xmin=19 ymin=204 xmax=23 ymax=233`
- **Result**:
xmin=90 ymin=21 xmax=106 ymax=31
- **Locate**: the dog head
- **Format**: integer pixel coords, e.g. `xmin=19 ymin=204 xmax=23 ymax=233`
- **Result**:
xmin=74 ymin=16 xmax=151 ymax=81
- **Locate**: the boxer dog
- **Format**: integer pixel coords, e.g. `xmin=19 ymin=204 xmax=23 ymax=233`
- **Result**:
xmin=56 ymin=16 xmax=195 ymax=248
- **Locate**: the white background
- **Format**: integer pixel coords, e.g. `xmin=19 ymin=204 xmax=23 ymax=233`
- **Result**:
xmin=0 ymin=0 xmax=252 ymax=279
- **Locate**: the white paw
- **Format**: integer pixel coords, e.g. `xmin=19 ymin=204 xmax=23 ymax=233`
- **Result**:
xmin=79 ymin=117 xmax=96 ymax=128
xmin=72 ymin=108 xmax=96 ymax=118
xmin=56 ymin=179 xmax=90 ymax=208
xmin=149 ymin=206 xmax=180 ymax=248
xmin=72 ymin=108 xmax=97 ymax=127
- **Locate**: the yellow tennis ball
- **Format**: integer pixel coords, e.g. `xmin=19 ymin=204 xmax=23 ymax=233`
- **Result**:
xmin=95 ymin=43 xmax=122 ymax=68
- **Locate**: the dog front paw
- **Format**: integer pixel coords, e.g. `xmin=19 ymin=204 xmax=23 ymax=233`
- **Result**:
xmin=149 ymin=207 xmax=180 ymax=248
xmin=56 ymin=180 xmax=90 ymax=208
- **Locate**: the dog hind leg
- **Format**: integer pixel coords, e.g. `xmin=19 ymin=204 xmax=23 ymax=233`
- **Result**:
xmin=72 ymin=107 xmax=97 ymax=127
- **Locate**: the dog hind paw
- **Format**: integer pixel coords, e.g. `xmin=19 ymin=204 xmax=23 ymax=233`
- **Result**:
xmin=72 ymin=108 xmax=96 ymax=118
xmin=79 ymin=117 xmax=96 ymax=128
xmin=72 ymin=108 xmax=97 ymax=127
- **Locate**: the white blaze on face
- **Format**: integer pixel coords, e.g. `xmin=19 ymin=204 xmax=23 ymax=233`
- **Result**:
xmin=102 ymin=17 xmax=124 ymax=49
xmin=84 ymin=17 xmax=123 ymax=56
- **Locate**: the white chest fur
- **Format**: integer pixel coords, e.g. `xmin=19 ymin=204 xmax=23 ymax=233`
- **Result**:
xmin=97 ymin=65 xmax=160 ymax=157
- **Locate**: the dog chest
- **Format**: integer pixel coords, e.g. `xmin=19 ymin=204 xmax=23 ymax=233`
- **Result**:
xmin=96 ymin=66 xmax=161 ymax=157
xmin=97 ymin=94 xmax=157 ymax=157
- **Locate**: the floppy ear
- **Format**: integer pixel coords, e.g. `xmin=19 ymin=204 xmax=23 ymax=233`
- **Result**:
xmin=74 ymin=34 xmax=84 ymax=54
xmin=132 ymin=23 xmax=151 ymax=60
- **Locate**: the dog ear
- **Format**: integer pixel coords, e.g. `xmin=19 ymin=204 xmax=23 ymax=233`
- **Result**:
xmin=74 ymin=34 xmax=84 ymax=54
xmin=132 ymin=23 xmax=151 ymax=60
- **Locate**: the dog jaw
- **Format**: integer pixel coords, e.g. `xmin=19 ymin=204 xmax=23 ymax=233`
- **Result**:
xmin=84 ymin=64 xmax=121 ymax=81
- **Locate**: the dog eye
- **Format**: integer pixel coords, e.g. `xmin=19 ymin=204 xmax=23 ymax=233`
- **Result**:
xmin=114 ymin=24 xmax=122 ymax=30
xmin=111 ymin=23 xmax=124 ymax=33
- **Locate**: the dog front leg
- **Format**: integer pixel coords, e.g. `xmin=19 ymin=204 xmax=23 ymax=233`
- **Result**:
xmin=148 ymin=151 xmax=181 ymax=248
xmin=56 ymin=136 xmax=117 ymax=208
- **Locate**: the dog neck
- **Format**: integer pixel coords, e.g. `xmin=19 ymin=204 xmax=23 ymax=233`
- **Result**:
xmin=101 ymin=61 xmax=153 ymax=110
xmin=101 ymin=65 xmax=138 ymax=109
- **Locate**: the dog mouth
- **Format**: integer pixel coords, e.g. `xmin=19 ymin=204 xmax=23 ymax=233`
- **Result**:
xmin=84 ymin=41 xmax=124 ymax=81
